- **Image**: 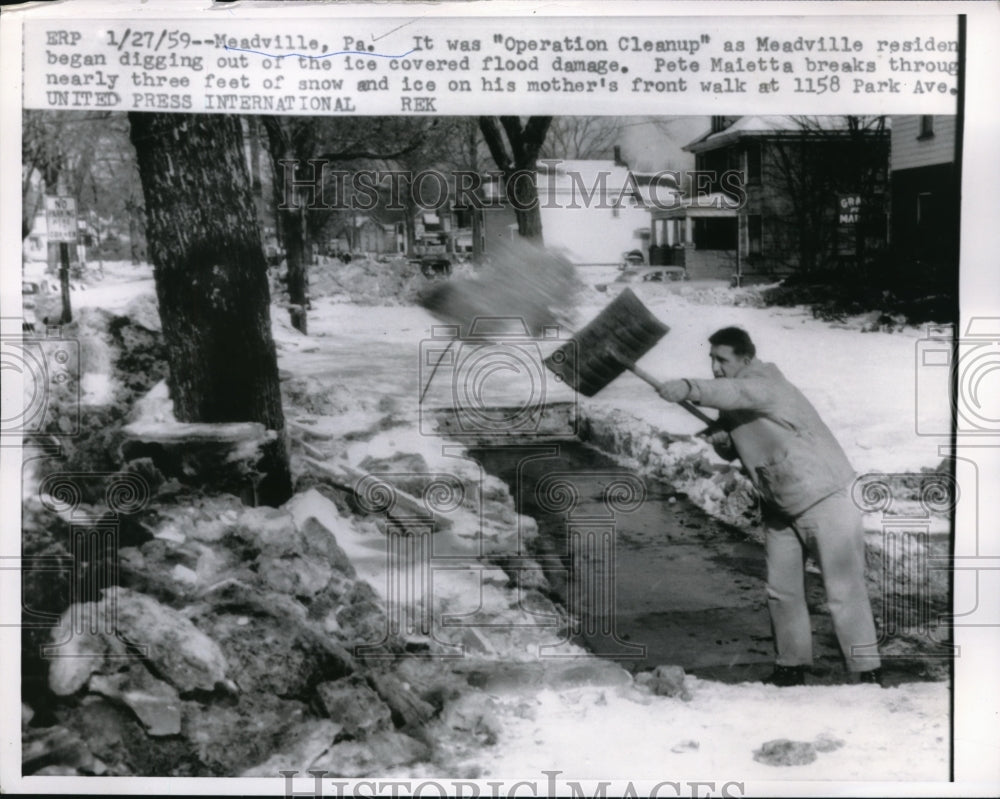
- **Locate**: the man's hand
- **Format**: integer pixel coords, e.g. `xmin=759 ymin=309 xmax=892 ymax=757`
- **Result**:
xmin=656 ymin=379 xmax=691 ymax=403
xmin=699 ymin=428 xmax=737 ymax=461
xmin=702 ymin=429 xmax=731 ymax=447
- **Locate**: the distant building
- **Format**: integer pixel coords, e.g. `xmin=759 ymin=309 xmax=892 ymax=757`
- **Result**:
xmin=326 ymin=212 xmax=405 ymax=255
xmin=23 ymin=210 xmax=107 ymax=263
xmin=889 ymin=115 xmax=959 ymax=274
xmin=482 ymin=149 xmax=678 ymax=264
xmin=24 ymin=212 xmax=48 ymax=262
xmin=652 ymin=115 xmax=890 ymax=282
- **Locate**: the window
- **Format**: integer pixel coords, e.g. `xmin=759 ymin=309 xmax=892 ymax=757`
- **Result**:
xmin=918 ymin=116 xmax=935 ymax=140
xmin=695 ymin=218 xmax=737 ymax=250
xmin=748 ymin=215 xmax=762 ymax=256
xmin=917 ymin=192 xmax=933 ymax=225
xmin=746 ymin=144 xmax=762 ymax=184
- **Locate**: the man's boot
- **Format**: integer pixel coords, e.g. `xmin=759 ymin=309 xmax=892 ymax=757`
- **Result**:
xmin=763 ymin=665 xmax=806 ymax=687
xmin=857 ymin=668 xmax=884 ymax=687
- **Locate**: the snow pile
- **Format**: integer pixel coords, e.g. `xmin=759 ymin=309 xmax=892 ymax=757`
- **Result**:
xmin=678 ymin=281 xmax=775 ymax=308
xmin=272 ymin=255 xmax=476 ymax=307
xmin=583 ymin=407 xmax=761 ymax=534
xmin=311 ymin=255 xmax=426 ymax=305
xmin=21 ymin=303 xmax=169 ymax=489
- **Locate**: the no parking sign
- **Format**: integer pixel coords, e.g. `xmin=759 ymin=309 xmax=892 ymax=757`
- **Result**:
xmin=44 ymin=196 xmax=77 ymax=243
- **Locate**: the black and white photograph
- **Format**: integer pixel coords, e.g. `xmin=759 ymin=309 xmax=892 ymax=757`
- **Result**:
xmin=2 ymin=2 xmax=997 ymax=796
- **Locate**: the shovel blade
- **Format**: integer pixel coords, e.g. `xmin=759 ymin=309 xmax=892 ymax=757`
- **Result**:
xmin=545 ymin=288 xmax=669 ymax=397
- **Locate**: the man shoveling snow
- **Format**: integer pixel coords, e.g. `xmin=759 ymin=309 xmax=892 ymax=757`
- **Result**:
xmin=656 ymin=326 xmax=883 ymax=687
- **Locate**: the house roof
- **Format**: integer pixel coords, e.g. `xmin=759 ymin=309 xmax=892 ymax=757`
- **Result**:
xmin=536 ymin=159 xmax=636 ymax=192
xmin=651 ymin=191 xmax=740 ymax=219
xmin=632 ymin=172 xmax=679 ymax=189
xmin=684 ymin=115 xmax=889 ymax=153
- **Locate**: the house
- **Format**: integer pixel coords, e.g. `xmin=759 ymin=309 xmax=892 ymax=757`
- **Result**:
xmin=482 ymin=149 xmax=678 ymax=264
xmin=326 ymin=211 xmax=405 ymax=255
xmin=652 ymin=115 xmax=890 ymax=282
xmin=888 ymin=115 xmax=959 ymax=274
xmin=23 ymin=210 xmax=106 ymax=263
xmin=24 ymin=211 xmax=49 ymax=262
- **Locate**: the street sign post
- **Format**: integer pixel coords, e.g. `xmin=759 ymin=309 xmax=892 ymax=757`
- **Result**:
xmin=45 ymin=196 xmax=77 ymax=323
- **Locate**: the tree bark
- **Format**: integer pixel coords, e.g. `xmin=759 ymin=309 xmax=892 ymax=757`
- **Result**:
xmin=478 ymin=116 xmax=552 ymax=243
xmin=283 ymin=205 xmax=308 ymax=333
xmin=262 ymin=118 xmax=309 ymax=334
xmin=128 ymin=112 xmax=291 ymax=506
xmin=404 ymin=181 xmax=418 ymax=255
xmin=126 ymin=194 xmax=141 ymax=264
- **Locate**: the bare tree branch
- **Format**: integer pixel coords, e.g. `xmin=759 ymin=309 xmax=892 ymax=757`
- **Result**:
xmin=479 ymin=116 xmax=513 ymax=172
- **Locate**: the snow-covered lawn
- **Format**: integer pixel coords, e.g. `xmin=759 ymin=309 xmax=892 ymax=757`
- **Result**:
xmin=57 ymin=263 xmax=952 ymax=783
xmin=463 ymin=678 xmax=948 ymax=781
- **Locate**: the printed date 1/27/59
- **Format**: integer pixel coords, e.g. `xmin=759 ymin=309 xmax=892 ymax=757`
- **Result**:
xmin=105 ymin=29 xmax=200 ymax=50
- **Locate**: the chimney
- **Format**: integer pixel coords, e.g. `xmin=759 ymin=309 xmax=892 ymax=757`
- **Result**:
xmin=613 ymin=145 xmax=627 ymax=167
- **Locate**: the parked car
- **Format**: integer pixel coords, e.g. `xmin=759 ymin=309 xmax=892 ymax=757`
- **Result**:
xmin=619 ymin=249 xmax=646 ymax=269
xmin=263 ymin=239 xmax=285 ymax=266
xmin=22 ymin=281 xmax=41 ymax=331
xmin=596 ymin=265 xmax=687 ymax=291
xmin=412 ymin=255 xmax=452 ymax=279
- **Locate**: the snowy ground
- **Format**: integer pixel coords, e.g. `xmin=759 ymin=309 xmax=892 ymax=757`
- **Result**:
xmin=459 ymin=678 xmax=948 ymax=781
xmin=54 ymin=260 xmax=951 ymax=782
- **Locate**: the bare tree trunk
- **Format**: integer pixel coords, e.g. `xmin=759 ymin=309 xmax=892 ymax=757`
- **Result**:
xmin=404 ymin=204 xmax=417 ymax=255
xmin=128 ymin=112 xmax=291 ymax=506
xmin=479 ymin=116 xmax=552 ymax=244
xmin=247 ymin=117 xmax=263 ymax=213
xmin=283 ymin=206 xmax=308 ymax=333
xmin=126 ymin=194 xmax=141 ymax=264
xmin=262 ymin=117 xmax=310 ymax=334
xmin=464 ymin=119 xmax=485 ymax=261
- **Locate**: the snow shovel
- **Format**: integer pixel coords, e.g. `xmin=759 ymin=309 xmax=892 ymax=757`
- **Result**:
xmin=544 ymin=288 xmax=716 ymax=427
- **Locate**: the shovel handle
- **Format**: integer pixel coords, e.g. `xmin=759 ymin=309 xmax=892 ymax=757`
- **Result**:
xmin=627 ymin=364 xmax=717 ymax=427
